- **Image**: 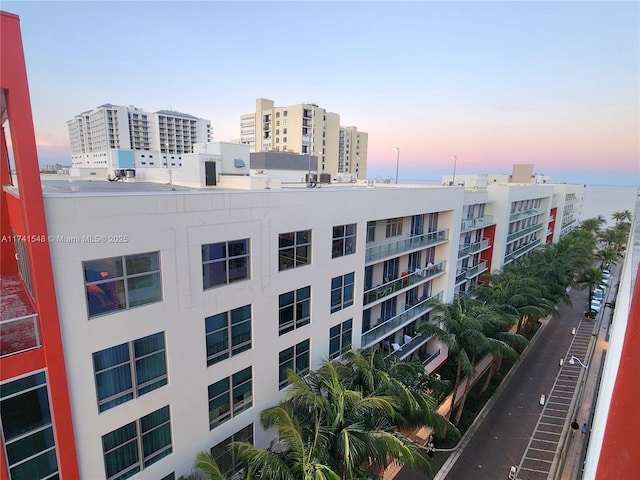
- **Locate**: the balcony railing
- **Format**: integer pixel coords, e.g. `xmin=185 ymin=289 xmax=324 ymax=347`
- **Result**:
xmin=509 ymin=207 xmax=542 ymax=222
xmin=460 ymin=215 xmax=494 ymax=233
xmin=386 ymin=333 xmax=435 ymax=361
xmin=363 ymin=261 xmax=446 ymax=305
xmin=506 ymin=223 xmax=543 ymax=243
xmin=1 ymin=314 xmax=41 ymax=357
xmin=361 ymin=291 xmax=443 ymax=348
xmin=465 ymin=260 xmax=488 ymax=279
xmin=458 ymin=238 xmax=490 ymax=258
xmin=505 ymin=238 xmax=541 ymax=263
xmin=366 ymin=229 xmax=449 ymax=263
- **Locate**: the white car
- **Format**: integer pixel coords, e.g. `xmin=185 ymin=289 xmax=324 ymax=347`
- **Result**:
xmin=590 ymin=301 xmax=602 ymax=312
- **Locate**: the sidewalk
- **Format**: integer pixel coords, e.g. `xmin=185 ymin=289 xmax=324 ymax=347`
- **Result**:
xmin=554 ymin=296 xmax=612 ymax=479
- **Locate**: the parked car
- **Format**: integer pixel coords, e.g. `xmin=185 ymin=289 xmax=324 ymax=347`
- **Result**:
xmin=590 ymin=301 xmax=602 ymax=312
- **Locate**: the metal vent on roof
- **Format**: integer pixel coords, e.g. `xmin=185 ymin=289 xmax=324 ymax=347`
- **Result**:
xmin=234 ymin=158 xmax=246 ymax=168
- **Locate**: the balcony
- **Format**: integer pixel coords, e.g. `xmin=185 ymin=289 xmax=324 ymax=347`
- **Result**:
xmin=386 ymin=332 xmax=434 ymax=361
xmin=1 ymin=274 xmax=41 ymax=357
xmin=509 ymin=207 xmax=542 ymax=222
xmin=458 ymin=238 xmax=490 ymax=258
xmin=465 ymin=260 xmax=488 ymax=279
xmin=504 ymin=238 xmax=542 ymax=263
xmin=361 ymin=291 xmax=443 ymax=348
xmin=366 ymin=229 xmax=448 ymax=264
xmin=460 ymin=215 xmax=494 ymax=233
xmin=506 ymin=222 xmax=543 ymax=243
xmin=363 ymin=261 xmax=446 ymax=305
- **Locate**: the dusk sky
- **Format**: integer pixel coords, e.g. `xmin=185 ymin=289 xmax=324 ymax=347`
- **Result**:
xmin=4 ymin=1 xmax=639 ymax=185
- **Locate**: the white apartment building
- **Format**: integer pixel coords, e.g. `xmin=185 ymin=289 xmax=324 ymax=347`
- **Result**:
xmin=240 ymin=98 xmax=368 ymax=181
xmin=67 ymin=104 xmax=212 ymax=176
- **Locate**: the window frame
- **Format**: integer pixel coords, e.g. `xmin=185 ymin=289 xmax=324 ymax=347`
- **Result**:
xmin=330 ymin=272 xmax=355 ymax=313
xmin=202 ymin=239 xmax=251 ymax=290
xmin=205 ymin=305 xmax=252 ymax=366
xmin=93 ymin=332 xmax=168 ymax=413
xmin=278 ymin=339 xmax=310 ymax=390
xmin=208 ymin=367 xmax=253 ymax=430
xmin=83 ymin=251 xmax=162 ymax=318
xmin=332 ymin=223 xmax=357 ymax=258
xmin=210 ymin=424 xmax=254 ymax=476
xmin=329 ymin=319 xmax=353 ymax=359
xmin=101 ymin=405 xmax=172 ymax=480
xmin=278 ymin=230 xmax=311 ymax=271
xmin=385 ymin=218 xmax=403 ymax=238
xmin=278 ymin=286 xmax=311 ymax=335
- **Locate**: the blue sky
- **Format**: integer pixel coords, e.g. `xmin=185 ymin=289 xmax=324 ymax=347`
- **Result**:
xmin=4 ymin=0 xmax=639 ymax=185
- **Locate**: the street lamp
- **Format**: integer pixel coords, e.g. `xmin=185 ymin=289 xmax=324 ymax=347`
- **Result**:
xmin=568 ymin=355 xmax=588 ymax=368
xmin=393 ymin=147 xmax=400 ymax=184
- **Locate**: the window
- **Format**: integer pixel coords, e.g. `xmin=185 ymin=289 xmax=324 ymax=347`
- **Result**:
xmin=279 ymin=230 xmax=311 ymax=270
xmin=329 ymin=319 xmax=353 ymax=359
xmin=208 ymin=367 xmax=253 ymax=429
xmin=203 ymin=239 xmax=250 ymax=289
xmin=279 ymin=286 xmax=311 ymax=335
xmin=0 ymin=372 xmax=59 ymax=480
xmin=84 ymin=252 xmax=162 ymax=317
xmin=102 ymin=405 xmax=172 ymax=479
xmin=211 ymin=424 xmax=254 ymax=476
xmin=366 ymin=221 xmax=376 ymax=243
xmin=206 ymin=305 xmax=252 ymax=366
xmin=279 ymin=339 xmax=310 ymax=389
xmin=332 ymin=223 xmax=357 ymax=258
xmin=330 ymin=273 xmax=355 ymax=313
xmin=385 ymin=218 xmax=403 ymax=238
xmin=93 ymin=332 xmax=167 ymax=412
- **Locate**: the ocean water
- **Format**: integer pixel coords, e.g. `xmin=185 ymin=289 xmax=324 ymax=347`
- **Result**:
xmin=580 ymin=185 xmax=638 ymax=227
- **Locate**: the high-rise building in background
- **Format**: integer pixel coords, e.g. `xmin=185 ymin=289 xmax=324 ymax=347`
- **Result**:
xmin=240 ymin=98 xmax=368 ymax=181
xmin=67 ymin=104 xmax=212 ymax=176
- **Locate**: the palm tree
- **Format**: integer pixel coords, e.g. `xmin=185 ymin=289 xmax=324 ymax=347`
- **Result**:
xmin=417 ymin=295 xmax=493 ymax=424
xmin=191 ymin=452 xmax=239 ymax=480
xmin=576 ymin=267 xmax=603 ymax=307
xmin=336 ymin=349 xmax=454 ymax=437
xmin=239 ymin=363 xmax=430 ymax=479
xmin=612 ymin=210 xmax=632 ymax=225
xmin=580 ymin=217 xmax=606 ymax=237
xmin=596 ymin=248 xmax=621 ymax=269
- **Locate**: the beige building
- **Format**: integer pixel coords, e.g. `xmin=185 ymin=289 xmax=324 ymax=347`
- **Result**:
xmin=240 ymin=98 xmax=368 ymax=181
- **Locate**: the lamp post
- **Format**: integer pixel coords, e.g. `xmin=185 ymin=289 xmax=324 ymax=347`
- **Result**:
xmin=568 ymin=355 xmax=588 ymax=368
xmin=393 ymin=147 xmax=400 ymax=184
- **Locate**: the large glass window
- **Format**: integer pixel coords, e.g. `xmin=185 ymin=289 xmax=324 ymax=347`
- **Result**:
xmin=205 ymin=305 xmax=252 ymax=366
xmin=366 ymin=221 xmax=376 ymax=243
xmin=278 ymin=230 xmax=311 ymax=270
xmin=329 ymin=319 xmax=353 ymax=359
xmin=332 ymin=224 xmax=357 ymax=258
xmin=385 ymin=218 xmax=403 ymax=238
xmin=211 ymin=424 xmax=254 ymax=476
xmin=278 ymin=286 xmax=311 ymax=335
xmin=84 ymin=252 xmax=161 ymax=317
xmin=102 ymin=405 xmax=172 ymax=479
xmin=93 ymin=332 xmax=167 ymax=412
xmin=279 ymin=339 xmax=310 ymax=389
xmin=208 ymin=367 xmax=253 ymax=430
xmin=0 ymin=372 xmax=59 ymax=480
xmin=202 ymin=239 xmax=250 ymax=289
xmin=330 ymin=273 xmax=355 ymax=313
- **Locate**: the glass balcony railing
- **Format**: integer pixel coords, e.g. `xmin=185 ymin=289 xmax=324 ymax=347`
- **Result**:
xmin=460 ymin=215 xmax=494 ymax=233
xmin=366 ymin=230 xmax=449 ymax=263
xmin=361 ymin=291 xmax=443 ymax=348
xmin=465 ymin=260 xmax=488 ymax=279
xmin=1 ymin=314 xmax=41 ymax=357
xmin=363 ymin=261 xmax=446 ymax=305
xmin=505 ymin=238 xmax=541 ymax=263
xmin=506 ymin=223 xmax=544 ymax=243
xmin=386 ymin=333 xmax=435 ymax=361
xmin=458 ymin=238 xmax=490 ymax=257
xmin=509 ymin=207 xmax=542 ymax=222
